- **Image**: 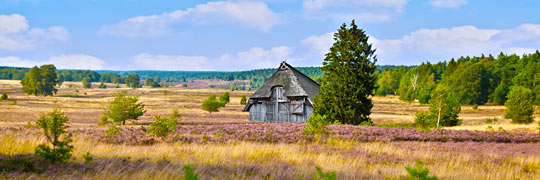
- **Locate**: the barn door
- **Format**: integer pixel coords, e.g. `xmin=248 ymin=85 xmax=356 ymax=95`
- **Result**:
xmin=269 ymin=86 xmax=286 ymax=122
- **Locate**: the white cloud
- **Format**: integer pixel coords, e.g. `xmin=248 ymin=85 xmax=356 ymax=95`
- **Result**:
xmin=133 ymin=53 xmax=209 ymax=71
xmin=0 ymin=14 xmax=68 ymax=51
xmin=0 ymin=56 xmax=37 ymax=67
xmin=133 ymin=46 xmax=296 ymax=71
xmin=100 ymin=1 xmax=280 ymax=38
xmin=0 ymin=54 xmax=105 ymax=70
xmin=47 ymin=54 xmax=105 ymax=70
xmin=430 ymin=0 xmax=468 ymax=8
xmin=0 ymin=14 xmax=28 ymax=34
xmin=217 ymin=46 xmax=295 ymax=70
xmin=303 ymin=0 xmax=408 ymax=12
xmin=301 ymin=0 xmax=407 ymax=22
xmin=301 ymin=32 xmax=334 ymax=57
xmin=302 ymin=24 xmax=540 ymax=65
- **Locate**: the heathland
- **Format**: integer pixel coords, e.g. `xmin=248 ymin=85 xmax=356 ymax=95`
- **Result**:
xmin=1 ymin=79 xmax=539 ymax=179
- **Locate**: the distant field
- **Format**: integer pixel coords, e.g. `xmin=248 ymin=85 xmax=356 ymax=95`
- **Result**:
xmin=1 ymin=79 xmax=539 ymax=179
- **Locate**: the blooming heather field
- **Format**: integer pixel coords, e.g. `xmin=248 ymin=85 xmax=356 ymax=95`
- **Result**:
xmin=1 ymin=80 xmax=540 ymax=179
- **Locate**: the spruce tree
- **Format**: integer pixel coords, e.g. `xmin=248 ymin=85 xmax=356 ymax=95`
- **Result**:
xmin=313 ymin=20 xmax=377 ymax=125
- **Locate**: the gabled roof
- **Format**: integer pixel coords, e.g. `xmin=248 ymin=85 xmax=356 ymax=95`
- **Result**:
xmin=249 ymin=61 xmax=320 ymax=100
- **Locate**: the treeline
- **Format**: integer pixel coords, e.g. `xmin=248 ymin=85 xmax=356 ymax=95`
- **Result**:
xmin=376 ymin=51 xmax=540 ymax=105
xmin=0 ymin=67 xmax=126 ymax=84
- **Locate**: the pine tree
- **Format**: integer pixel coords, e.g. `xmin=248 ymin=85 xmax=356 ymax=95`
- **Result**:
xmin=313 ymin=20 xmax=377 ymax=125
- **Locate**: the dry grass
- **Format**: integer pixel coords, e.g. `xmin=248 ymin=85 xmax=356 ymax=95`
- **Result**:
xmin=1 ymin=79 xmax=540 ymax=179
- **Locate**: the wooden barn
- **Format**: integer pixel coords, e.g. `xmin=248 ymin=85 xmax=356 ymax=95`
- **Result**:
xmin=242 ymin=61 xmax=320 ymax=123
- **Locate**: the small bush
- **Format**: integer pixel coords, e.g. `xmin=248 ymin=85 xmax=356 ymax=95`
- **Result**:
xmin=83 ymin=152 xmax=93 ymax=164
xmin=102 ymin=91 xmax=146 ymax=125
xmin=414 ymin=111 xmax=435 ymax=130
xmin=485 ymin=117 xmax=498 ymax=124
xmin=202 ymin=94 xmax=221 ymax=115
xmin=1 ymin=93 xmax=7 ymax=100
xmin=240 ymin=95 xmax=247 ymax=105
xmin=405 ymin=160 xmax=437 ymax=180
xmin=472 ymin=104 xmax=478 ymax=110
xmin=358 ymin=121 xmax=374 ymax=126
xmin=298 ymin=166 xmax=337 ymax=180
xmin=98 ymin=82 xmax=106 ymax=89
xmin=24 ymin=121 xmax=35 ymax=128
xmin=105 ymin=123 xmax=122 ymax=136
xmin=303 ymin=113 xmax=330 ymax=135
xmin=35 ymin=108 xmax=73 ymax=164
xmin=149 ymin=109 xmax=181 ymax=137
xmin=219 ymin=91 xmax=230 ymax=106
xmin=505 ymin=86 xmax=534 ymax=124
xmin=183 ymin=165 xmax=199 ymax=180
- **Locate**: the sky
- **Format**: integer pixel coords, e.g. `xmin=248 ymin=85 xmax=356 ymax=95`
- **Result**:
xmin=1 ymin=0 xmax=540 ymax=71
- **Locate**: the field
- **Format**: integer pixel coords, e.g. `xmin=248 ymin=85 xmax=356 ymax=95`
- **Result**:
xmin=1 ymin=79 xmax=540 ymax=179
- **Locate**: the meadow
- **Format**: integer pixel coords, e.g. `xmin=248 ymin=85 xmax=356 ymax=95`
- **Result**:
xmin=1 ymin=79 xmax=540 ymax=180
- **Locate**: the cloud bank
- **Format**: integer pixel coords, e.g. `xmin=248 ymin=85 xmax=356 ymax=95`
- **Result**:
xmin=100 ymin=1 xmax=281 ymax=38
xmin=0 ymin=14 xmax=68 ymax=51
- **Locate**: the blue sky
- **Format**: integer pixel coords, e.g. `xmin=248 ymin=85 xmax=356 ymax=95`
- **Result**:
xmin=1 ymin=0 xmax=540 ymax=71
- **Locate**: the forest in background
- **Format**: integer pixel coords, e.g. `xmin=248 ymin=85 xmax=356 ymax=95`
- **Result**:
xmin=1 ymin=51 xmax=539 ymax=105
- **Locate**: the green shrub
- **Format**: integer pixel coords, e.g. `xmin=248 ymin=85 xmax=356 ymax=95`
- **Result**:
xmin=358 ymin=121 xmax=374 ymax=126
xmin=102 ymin=91 xmax=146 ymax=125
xmin=0 ymin=93 xmax=7 ymax=100
xmin=34 ymin=108 xmax=73 ymax=164
xmin=149 ymin=109 xmax=181 ymax=137
xmin=405 ymin=160 xmax=437 ymax=180
xmin=105 ymin=123 xmax=122 ymax=136
xmin=505 ymin=86 xmax=534 ymax=124
xmin=82 ymin=77 xmax=91 ymax=88
xmin=298 ymin=166 xmax=337 ymax=180
xmin=219 ymin=91 xmax=230 ymax=106
xmin=202 ymin=94 xmax=221 ymax=115
xmin=240 ymin=95 xmax=247 ymax=105
xmin=485 ymin=117 xmax=498 ymax=124
xmin=98 ymin=82 xmax=106 ymax=89
xmin=183 ymin=165 xmax=199 ymax=180
xmin=414 ymin=111 xmax=435 ymax=130
xmin=83 ymin=152 xmax=93 ymax=164
xmin=472 ymin=104 xmax=478 ymax=110
xmin=303 ymin=113 xmax=330 ymax=135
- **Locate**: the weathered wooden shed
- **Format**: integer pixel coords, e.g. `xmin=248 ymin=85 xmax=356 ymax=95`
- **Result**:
xmin=242 ymin=61 xmax=320 ymax=123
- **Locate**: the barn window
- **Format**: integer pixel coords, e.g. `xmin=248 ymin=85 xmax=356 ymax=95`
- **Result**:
xmin=271 ymin=86 xmax=286 ymax=101
xmin=291 ymin=99 xmax=304 ymax=114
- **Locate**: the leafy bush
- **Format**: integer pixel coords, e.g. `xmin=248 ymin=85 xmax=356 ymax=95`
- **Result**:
xmin=149 ymin=109 xmax=181 ymax=137
xmin=98 ymin=82 xmax=106 ymax=89
xmin=428 ymin=84 xmax=461 ymax=127
xmin=505 ymin=86 xmax=534 ymax=124
xmin=219 ymin=91 xmax=230 ymax=106
xmin=472 ymin=104 xmax=478 ymax=110
xmin=202 ymin=94 xmax=221 ymax=115
xmin=0 ymin=92 xmax=7 ymax=100
xmin=414 ymin=111 xmax=435 ymax=130
xmin=34 ymin=108 xmax=73 ymax=164
xmin=358 ymin=121 xmax=374 ymax=126
xmin=240 ymin=95 xmax=247 ymax=105
xmin=105 ymin=123 xmax=122 ymax=136
xmin=102 ymin=91 xmax=146 ymax=125
xmin=405 ymin=160 xmax=437 ymax=180
xmin=83 ymin=152 xmax=93 ymax=164
xmin=298 ymin=166 xmax=337 ymax=180
xmin=82 ymin=77 xmax=91 ymax=88
xmin=303 ymin=113 xmax=330 ymax=135
xmin=183 ymin=165 xmax=199 ymax=180
xmin=485 ymin=117 xmax=498 ymax=124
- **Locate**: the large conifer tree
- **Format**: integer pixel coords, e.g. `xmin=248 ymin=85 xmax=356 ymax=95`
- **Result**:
xmin=313 ymin=20 xmax=377 ymax=125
